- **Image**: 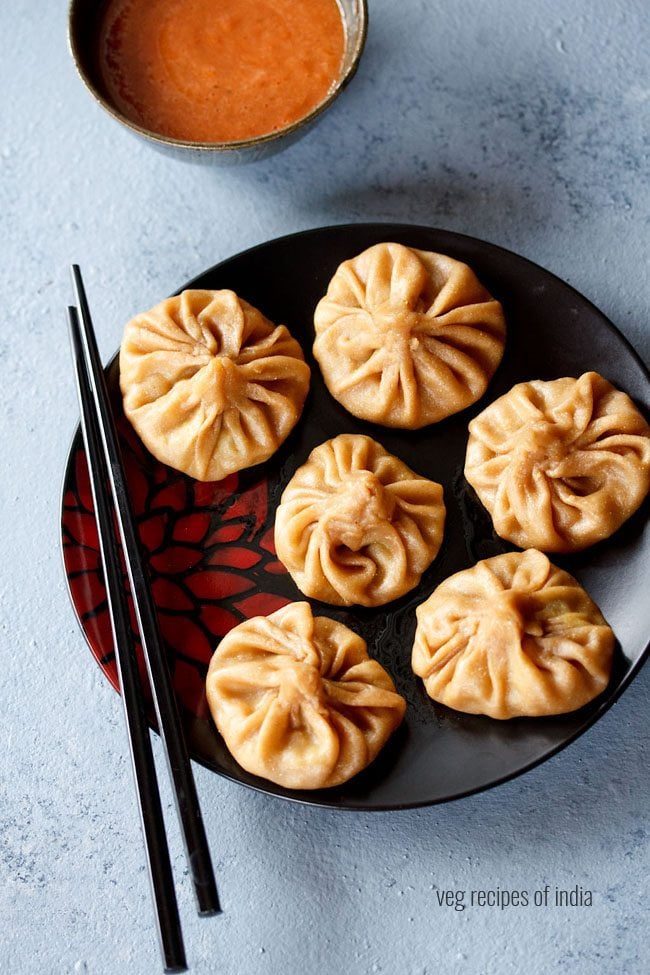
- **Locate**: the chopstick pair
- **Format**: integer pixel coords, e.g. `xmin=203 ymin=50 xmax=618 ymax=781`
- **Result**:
xmin=67 ymin=267 xmax=220 ymax=973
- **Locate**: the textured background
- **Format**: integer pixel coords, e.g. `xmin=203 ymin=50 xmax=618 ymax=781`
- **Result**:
xmin=1 ymin=0 xmax=648 ymax=973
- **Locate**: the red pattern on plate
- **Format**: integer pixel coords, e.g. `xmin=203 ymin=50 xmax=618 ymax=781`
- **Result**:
xmin=207 ymin=547 xmax=262 ymax=569
xmin=233 ymin=593 xmax=292 ymax=617
xmin=61 ymin=412 xmax=290 ymax=720
xmin=208 ymin=524 xmax=246 ymax=544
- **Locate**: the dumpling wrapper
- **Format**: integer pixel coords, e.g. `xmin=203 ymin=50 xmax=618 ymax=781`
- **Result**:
xmin=120 ymin=289 xmax=310 ymax=481
xmin=412 ymin=549 xmax=615 ymax=719
xmin=206 ymin=602 xmax=406 ymax=789
xmin=465 ymin=371 xmax=650 ymax=552
xmin=274 ymin=434 xmax=446 ymax=606
xmin=313 ymin=242 xmax=506 ymax=428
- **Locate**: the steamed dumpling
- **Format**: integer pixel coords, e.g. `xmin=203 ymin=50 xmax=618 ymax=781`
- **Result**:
xmin=412 ymin=549 xmax=615 ymax=719
xmin=465 ymin=372 xmax=650 ymax=552
xmin=120 ymin=289 xmax=310 ymax=481
xmin=313 ymin=243 xmax=506 ymax=428
xmin=206 ymin=602 xmax=406 ymax=789
xmin=274 ymin=434 xmax=446 ymax=606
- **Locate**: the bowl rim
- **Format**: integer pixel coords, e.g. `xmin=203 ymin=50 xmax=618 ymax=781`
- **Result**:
xmin=67 ymin=0 xmax=368 ymax=152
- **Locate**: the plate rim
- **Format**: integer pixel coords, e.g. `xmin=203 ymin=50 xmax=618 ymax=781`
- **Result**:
xmin=61 ymin=221 xmax=650 ymax=811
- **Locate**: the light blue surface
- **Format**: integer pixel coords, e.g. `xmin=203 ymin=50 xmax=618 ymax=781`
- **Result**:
xmin=1 ymin=1 xmax=648 ymax=973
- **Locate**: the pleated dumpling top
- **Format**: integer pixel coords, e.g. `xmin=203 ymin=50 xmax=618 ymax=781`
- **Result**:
xmin=412 ymin=550 xmax=615 ymax=719
xmin=120 ymin=289 xmax=310 ymax=481
xmin=206 ymin=602 xmax=406 ymax=789
xmin=313 ymin=242 xmax=506 ymax=428
xmin=274 ymin=434 xmax=445 ymax=606
xmin=465 ymin=372 xmax=650 ymax=552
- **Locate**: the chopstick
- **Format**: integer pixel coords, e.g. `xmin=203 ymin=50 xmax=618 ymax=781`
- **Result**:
xmin=68 ymin=306 xmax=187 ymax=973
xmin=67 ymin=268 xmax=221 ymax=959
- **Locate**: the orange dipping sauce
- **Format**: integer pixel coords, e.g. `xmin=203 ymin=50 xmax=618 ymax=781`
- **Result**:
xmin=97 ymin=0 xmax=347 ymax=143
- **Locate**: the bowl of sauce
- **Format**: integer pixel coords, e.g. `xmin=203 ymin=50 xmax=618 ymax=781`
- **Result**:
xmin=69 ymin=0 xmax=367 ymax=161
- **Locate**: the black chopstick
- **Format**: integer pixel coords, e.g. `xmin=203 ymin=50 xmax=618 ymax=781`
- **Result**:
xmin=69 ymin=268 xmax=220 ymax=908
xmin=68 ymin=306 xmax=187 ymax=973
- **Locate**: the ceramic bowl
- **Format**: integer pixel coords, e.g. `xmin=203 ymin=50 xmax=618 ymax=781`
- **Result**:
xmin=68 ymin=0 xmax=368 ymax=164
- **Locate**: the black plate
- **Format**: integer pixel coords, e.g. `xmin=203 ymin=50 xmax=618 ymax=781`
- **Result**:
xmin=62 ymin=223 xmax=650 ymax=810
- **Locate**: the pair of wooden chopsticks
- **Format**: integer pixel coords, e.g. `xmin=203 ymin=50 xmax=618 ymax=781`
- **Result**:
xmin=67 ymin=267 xmax=220 ymax=973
